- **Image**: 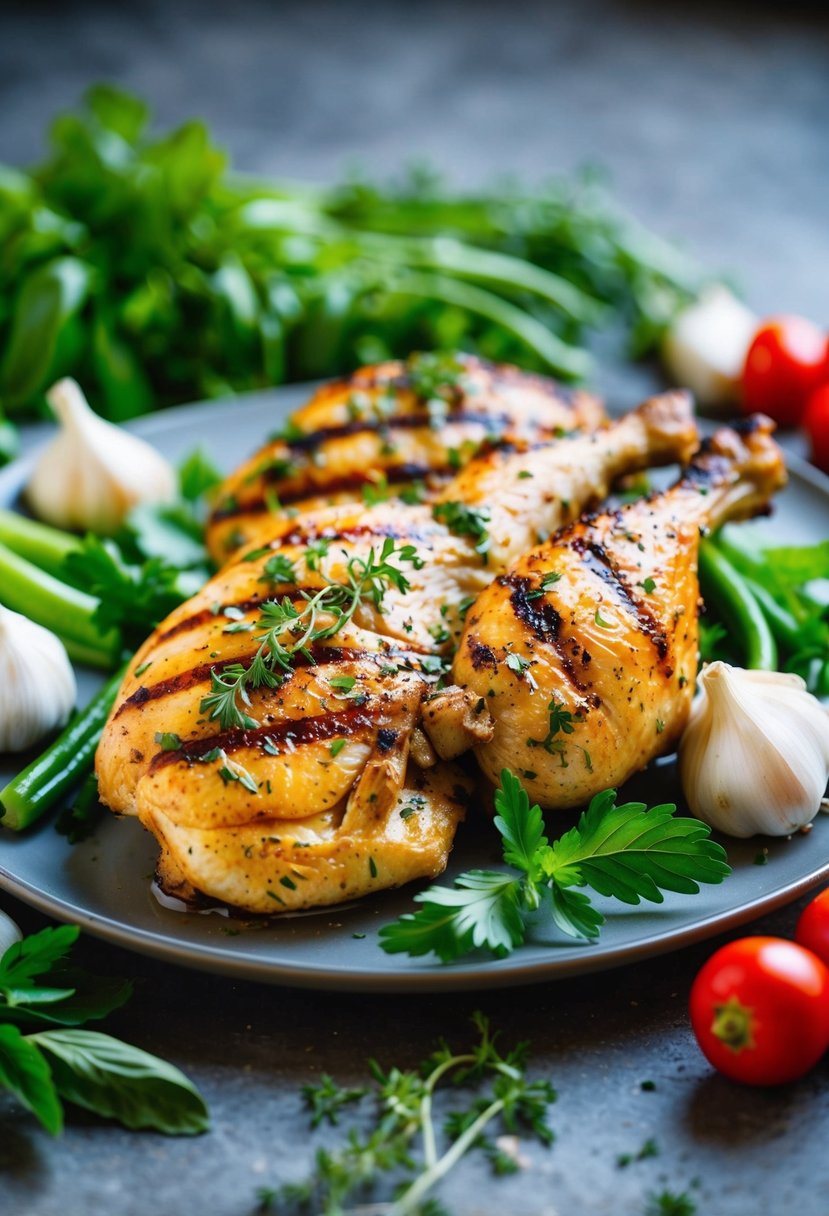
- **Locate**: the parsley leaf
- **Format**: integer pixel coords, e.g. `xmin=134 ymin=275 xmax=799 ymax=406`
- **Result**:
xmin=380 ymin=770 xmax=730 ymax=963
xmin=432 ymin=500 xmax=492 ymax=562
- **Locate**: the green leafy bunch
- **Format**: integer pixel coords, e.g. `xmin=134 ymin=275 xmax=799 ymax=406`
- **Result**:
xmin=0 ymin=923 xmax=208 ymax=1135
xmin=0 ymin=85 xmax=701 ymax=462
xmin=381 ymin=770 xmax=730 ymax=962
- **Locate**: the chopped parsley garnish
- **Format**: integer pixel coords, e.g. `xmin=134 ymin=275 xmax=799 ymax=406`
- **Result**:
xmin=329 ymin=739 xmax=347 ymax=757
xmin=259 ymin=554 xmax=297 ymax=585
xmin=154 ymin=732 xmax=182 ymax=751
xmin=432 ymin=500 xmax=492 ymax=563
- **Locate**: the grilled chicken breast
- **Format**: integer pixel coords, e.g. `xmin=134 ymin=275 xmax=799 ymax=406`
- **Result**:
xmin=206 ymin=352 xmax=604 ymax=562
xmin=97 ymin=391 xmax=697 ymax=913
xmin=452 ymin=417 xmax=787 ymax=810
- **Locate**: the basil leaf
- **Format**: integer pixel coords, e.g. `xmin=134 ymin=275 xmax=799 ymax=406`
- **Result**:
xmin=30 ymin=1029 xmax=209 ymax=1135
xmin=0 ymin=1024 xmax=63 ymax=1134
xmin=0 ymin=968 xmax=132 ymax=1028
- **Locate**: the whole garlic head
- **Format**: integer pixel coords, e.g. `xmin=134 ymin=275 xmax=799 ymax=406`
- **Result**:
xmin=0 ymin=605 xmax=77 ymax=752
xmin=26 ymin=378 xmax=176 ymax=534
xmin=679 ymin=661 xmax=829 ymax=838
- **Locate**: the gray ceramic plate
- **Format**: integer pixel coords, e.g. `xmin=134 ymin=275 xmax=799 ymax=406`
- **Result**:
xmin=1 ymin=388 xmax=828 ymax=992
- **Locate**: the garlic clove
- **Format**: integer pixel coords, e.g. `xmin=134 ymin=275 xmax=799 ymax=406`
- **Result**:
xmin=679 ymin=660 xmax=829 ymax=838
xmin=25 ymin=378 xmax=177 ymax=535
xmin=0 ymin=908 xmax=22 ymax=956
xmin=0 ymin=604 xmax=77 ymax=752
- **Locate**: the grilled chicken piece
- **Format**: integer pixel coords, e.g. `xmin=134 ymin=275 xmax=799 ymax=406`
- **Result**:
xmin=97 ymin=392 xmax=697 ymax=913
xmin=453 ymin=417 xmax=787 ymax=810
xmin=206 ymin=353 xmax=604 ymax=562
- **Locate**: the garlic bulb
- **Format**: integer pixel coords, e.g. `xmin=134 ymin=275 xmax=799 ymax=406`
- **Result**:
xmin=0 ymin=605 xmax=77 ymax=752
xmin=662 ymin=285 xmax=757 ymax=408
xmin=26 ymin=378 xmax=176 ymax=534
xmin=0 ymin=908 xmax=22 ymax=956
xmin=679 ymin=661 xmax=829 ymax=837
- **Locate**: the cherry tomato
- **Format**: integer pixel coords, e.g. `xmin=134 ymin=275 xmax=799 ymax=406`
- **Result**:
xmin=802 ymin=383 xmax=829 ymax=473
xmin=742 ymin=316 xmax=829 ymax=426
xmin=796 ymin=888 xmax=829 ymax=968
xmin=689 ymin=936 xmax=829 ymax=1086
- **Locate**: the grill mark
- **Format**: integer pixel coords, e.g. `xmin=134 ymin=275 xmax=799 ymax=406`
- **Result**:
xmin=277 ymin=520 xmax=438 ymax=548
xmin=570 ymin=538 xmax=669 ymax=660
xmin=467 ymin=639 xmax=499 ymax=671
xmin=117 ymin=644 xmax=431 ymax=718
xmin=500 ymin=573 xmax=588 ymax=694
xmin=154 ymin=586 xmax=324 ymax=644
xmin=281 ymin=409 xmax=517 ymax=453
xmin=149 ymin=706 xmax=383 ymax=770
xmin=218 ymin=463 xmax=449 ymax=520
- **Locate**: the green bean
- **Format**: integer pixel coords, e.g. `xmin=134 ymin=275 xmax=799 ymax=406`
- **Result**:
xmin=0 ymin=666 xmax=126 ymax=831
xmin=371 ymin=271 xmax=592 ymax=379
xmin=698 ymin=542 xmax=777 ymax=671
xmin=742 ymin=575 xmax=805 ymax=652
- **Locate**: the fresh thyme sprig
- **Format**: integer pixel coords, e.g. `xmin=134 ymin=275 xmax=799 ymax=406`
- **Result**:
xmin=200 ymin=537 xmax=424 ymax=730
xmin=379 ymin=769 xmax=730 ymax=963
xmin=256 ymin=1012 xmax=555 ymax=1216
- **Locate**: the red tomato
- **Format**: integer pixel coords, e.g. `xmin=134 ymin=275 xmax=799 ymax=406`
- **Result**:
xmin=802 ymin=383 xmax=829 ymax=473
xmin=742 ymin=316 xmax=829 ymax=426
xmin=689 ymin=936 xmax=829 ymax=1086
xmin=796 ymin=888 xmax=829 ymax=968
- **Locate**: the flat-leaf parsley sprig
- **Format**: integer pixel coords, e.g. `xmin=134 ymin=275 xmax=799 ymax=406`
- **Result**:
xmin=201 ymin=537 xmax=424 ymax=731
xmin=380 ymin=769 xmax=730 ymax=963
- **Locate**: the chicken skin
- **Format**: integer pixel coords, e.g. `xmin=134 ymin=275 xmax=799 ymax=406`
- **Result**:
xmin=206 ymin=352 xmax=604 ymax=562
xmin=97 ymin=393 xmax=697 ymax=913
xmin=453 ymin=417 xmax=787 ymax=810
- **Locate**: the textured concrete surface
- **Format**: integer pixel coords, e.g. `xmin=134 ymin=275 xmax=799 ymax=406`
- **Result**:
xmin=1 ymin=2 xmax=828 ymax=1214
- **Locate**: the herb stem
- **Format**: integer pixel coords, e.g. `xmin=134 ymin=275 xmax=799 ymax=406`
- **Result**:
xmin=418 ymin=1052 xmax=477 ymax=1169
xmin=391 ymin=1095 xmax=506 ymax=1215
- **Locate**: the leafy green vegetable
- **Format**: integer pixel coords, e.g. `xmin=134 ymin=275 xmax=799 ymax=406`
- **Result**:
xmin=0 ymin=85 xmax=701 ymax=462
xmin=380 ymin=769 xmax=730 ymax=963
xmin=0 ymin=924 xmax=208 ymax=1135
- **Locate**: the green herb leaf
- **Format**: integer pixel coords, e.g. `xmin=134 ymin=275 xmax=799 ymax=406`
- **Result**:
xmin=0 ymin=925 xmax=80 ymax=994
xmin=379 ymin=872 xmax=525 ymax=962
xmin=30 ymin=1029 xmax=209 ymax=1135
xmin=0 ymin=1024 xmax=63 ymax=1134
xmin=381 ymin=770 xmax=730 ymax=963
xmin=541 ymin=791 xmax=731 ymax=902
